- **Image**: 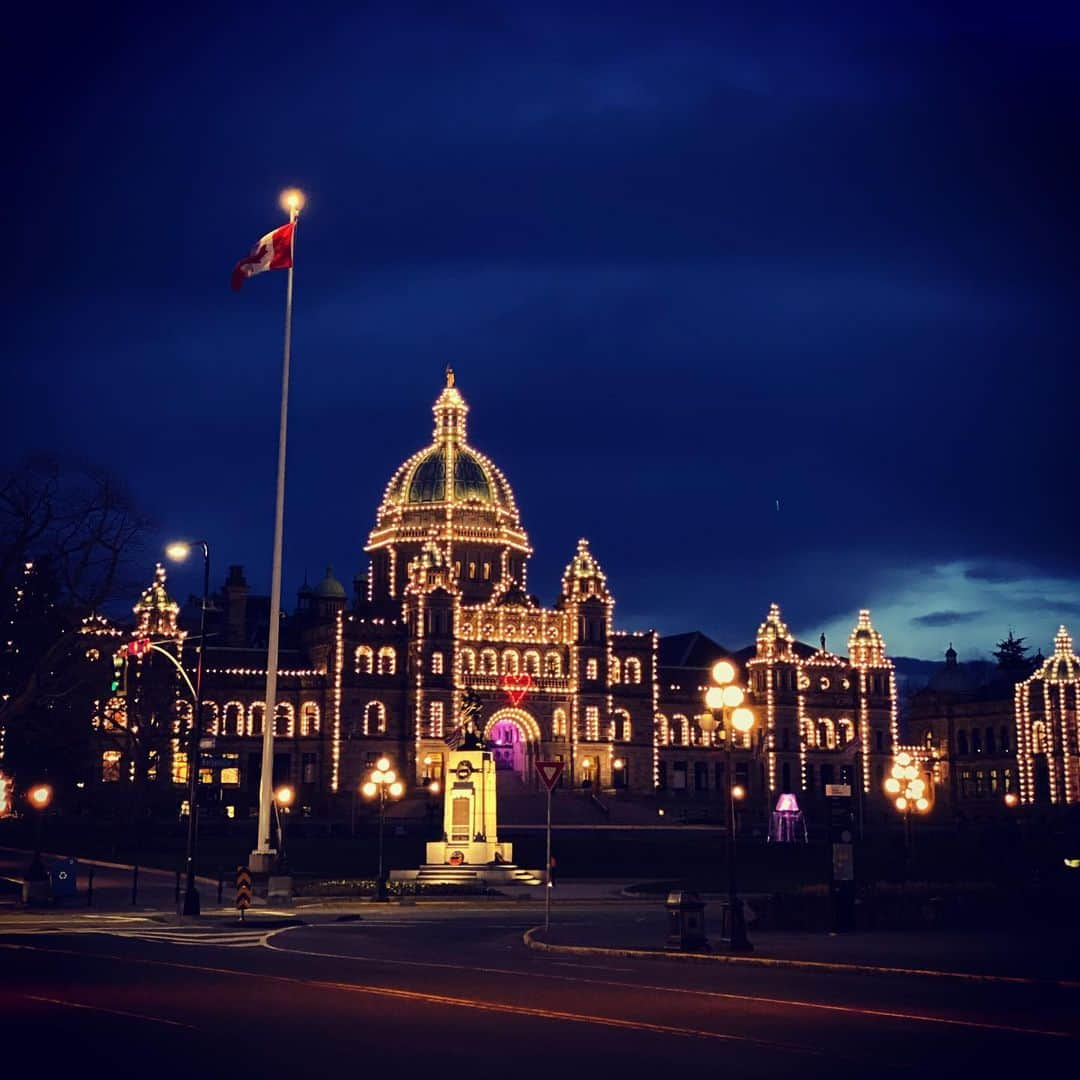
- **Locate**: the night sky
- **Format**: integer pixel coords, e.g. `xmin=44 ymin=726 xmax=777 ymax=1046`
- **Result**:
xmin=7 ymin=3 xmax=1079 ymax=660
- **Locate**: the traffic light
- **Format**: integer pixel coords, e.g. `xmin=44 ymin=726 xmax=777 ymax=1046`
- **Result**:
xmin=111 ymin=651 xmax=127 ymax=696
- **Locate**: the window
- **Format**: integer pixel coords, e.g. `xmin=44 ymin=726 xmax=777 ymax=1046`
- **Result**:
xmin=735 ymin=762 xmax=749 ymax=796
xmin=431 ymin=651 xmax=444 ymax=675
xmin=672 ymin=761 xmax=688 ymax=790
xmin=502 ymin=650 xmax=520 ymax=675
xmin=225 ymin=702 xmax=244 ymax=736
xmin=972 ymin=729 xmax=982 ymax=754
xmin=694 ymin=761 xmax=708 ymax=791
xmin=552 ymin=708 xmax=568 ymax=739
xmin=985 ymin=727 xmax=995 ymax=754
xmin=429 ymin=701 xmax=444 ymax=738
xmin=275 ymin=702 xmax=295 ymax=737
xmin=544 ymin=652 xmax=562 ymax=677
xmin=363 ymin=701 xmax=387 ymax=735
xmin=524 ymin=650 xmax=541 ymax=676
xmin=625 ymin=657 xmax=642 ymax=684
xmin=102 ymin=750 xmax=121 ymax=782
xmin=657 ymin=761 xmax=668 ymax=789
xmin=585 ymin=706 xmax=600 ymax=741
xmin=218 ymin=753 xmax=240 ymax=786
xmin=782 ymin=729 xmax=790 ymax=751
xmin=586 ymin=657 xmax=599 ymax=680
xmin=300 ymin=702 xmax=320 ymax=736
xmin=957 ymin=730 xmax=969 ymax=755
xmin=468 ymin=562 xmax=477 ymax=579
xmin=610 ymin=657 xmax=621 ymax=683
xmin=714 ymin=761 xmax=725 ymax=790
xmin=377 ymin=647 xmax=396 ymax=675
xmin=355 ymin=645 xmax=374 ymax=674
xmin=656 ymin=714 xmax=670 ymax=745
xmin=1000 ymin=726 xmax=1010 ymax=753
xmin=614 ymin=709 xmax=631 ymax=741
xmin=781 ymin=761 xmax=792 ymax=793
xmin=172 ymin=751 xmax=189 ymax=786
xmin=248 ymin=703 xmax=265 ymax=736
xmin=481 ymin=649 xmax=498 ymax=674
xmin=482 ymin=562 xmax=491 ymax=580
xmin=874 ymin=729 xmax=883 ymax=752
xmin=203 ymin=702 xmax=219 ymax=736
xmin=461 ymin=649 xmax=476 ymax=674
xmin=673 ymin=714 xmax=690 ymax=746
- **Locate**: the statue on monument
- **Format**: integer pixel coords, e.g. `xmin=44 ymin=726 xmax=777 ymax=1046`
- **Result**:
xmin=448 ymin=688 xmax=484 ymax=750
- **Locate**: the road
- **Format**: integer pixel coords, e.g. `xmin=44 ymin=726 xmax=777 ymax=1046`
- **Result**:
xmin=1 ymin=902 xmax=1076 ymax=1078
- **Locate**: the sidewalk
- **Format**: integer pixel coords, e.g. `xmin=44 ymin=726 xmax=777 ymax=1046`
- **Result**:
xmin=527 ymin=910 xmax=1080 ymax=985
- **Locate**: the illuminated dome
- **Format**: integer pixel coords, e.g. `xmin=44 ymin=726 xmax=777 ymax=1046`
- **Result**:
xmin=755 ymin=602 xmax=795 ymax=659
xmin=366 ymin=369 xmax=531 ymax=603
xmin=314 ymin=566 xmax=346 ymax=599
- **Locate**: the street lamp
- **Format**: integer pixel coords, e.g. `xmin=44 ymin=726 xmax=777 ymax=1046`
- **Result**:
xmin=273 ymin=785 xmax=294 ymax=873
xmin=166 ymin=538 xmax=211 ymax=917
xmin=26 ymin=783 xmax=53 ymax=880
xmin=701 ymin=659 xmax=756 ymax=952
xmin=886 ymin=751 xmax=931 ymax=874
xmin=362 ymin=757 xmax=403 ymax=901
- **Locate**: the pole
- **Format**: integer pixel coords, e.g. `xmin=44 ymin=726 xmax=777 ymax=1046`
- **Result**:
xmin=254 ymin=205 xmax=298 ymax=870
xmin=544 ymin=786 xmax=552 ymax=933
xmin=183 ymin=542 xmax=210 ymax=916
xmin=725 ymin=711 xmax=751 ymax=952
xmin=377 ymin=789 xmax=387 ymax=901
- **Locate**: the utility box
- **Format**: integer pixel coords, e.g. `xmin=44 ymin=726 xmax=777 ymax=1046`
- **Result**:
xmin=48 ymin=859 xmax=78 ymax=900
xmin=665 ymin=890 xmax=709 ymax=951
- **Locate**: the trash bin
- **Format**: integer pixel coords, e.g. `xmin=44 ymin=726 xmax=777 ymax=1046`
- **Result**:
xmin=48 ymin=858 xmax=78 ymax=900
xmin=665 ymin=890 xmax=709 ymax=951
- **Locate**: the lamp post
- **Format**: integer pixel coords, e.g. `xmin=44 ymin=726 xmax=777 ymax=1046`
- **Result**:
xmin=884 ymin=751 xmax=930 ymax=876
xmin=273 ymin=785 xmax=294 ymax=873
xmin=165 ymin=539 xmax=210 ymax=917
xmin=701 ymin=659 xmax=756 ymax=952
xmin=26 ymin=783 xmax=53 ymax=881
xmin=362 ymin=757 xmax=403 ymax=901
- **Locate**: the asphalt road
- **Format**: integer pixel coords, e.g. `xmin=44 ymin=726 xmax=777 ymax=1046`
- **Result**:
xmin=1 ymin=902 xmax=1076 ymax=1079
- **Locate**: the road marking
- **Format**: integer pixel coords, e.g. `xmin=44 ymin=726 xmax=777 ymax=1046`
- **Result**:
xmin=551 ymin=962 xmax=634 ymax=972
xmin=263 ymin=936 xmax=1077 ymax=1041
xmin=0 ymin=925 xmax=285 ymax=948
xmin=22 ymin=993 xmax=195 ymax=1029
xmin=0 ymin=942 xmax=825 ymax=1057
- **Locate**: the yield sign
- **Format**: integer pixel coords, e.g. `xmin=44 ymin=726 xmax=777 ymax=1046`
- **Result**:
xmin=535 ymin=760 xmax=565 ymax=791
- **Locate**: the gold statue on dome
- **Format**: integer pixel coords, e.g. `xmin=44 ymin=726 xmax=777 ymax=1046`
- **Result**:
xmin=445 ymin=364 xmax=455 ymax=387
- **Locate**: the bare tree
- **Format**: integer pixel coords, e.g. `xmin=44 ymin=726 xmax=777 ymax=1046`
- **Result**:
xmin=0 ymin=456 xmax=152 ymax=739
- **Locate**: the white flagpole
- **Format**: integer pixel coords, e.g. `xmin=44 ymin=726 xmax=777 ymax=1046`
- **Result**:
xmin=252 ymin=191 xmax=302 ymax=873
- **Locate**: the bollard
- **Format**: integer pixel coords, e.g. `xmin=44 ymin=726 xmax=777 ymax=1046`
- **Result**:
xmin=131 ymin=865 xmax=139 ymax=906
xmin=174 ymin=869 xmax=181 ymax=904
xmin=217 ymin=868 xmax=224 ymax=905
xmin=87 ymin=866 xmax=94 ymax=907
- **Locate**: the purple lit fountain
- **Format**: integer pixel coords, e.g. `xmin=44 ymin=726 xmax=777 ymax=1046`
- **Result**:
xmin=768 ymin=792 xmax=808 ymax=843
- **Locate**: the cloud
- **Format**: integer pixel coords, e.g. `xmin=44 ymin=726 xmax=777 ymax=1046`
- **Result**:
xmin=912 ymin=610 xmax=985 ymax=628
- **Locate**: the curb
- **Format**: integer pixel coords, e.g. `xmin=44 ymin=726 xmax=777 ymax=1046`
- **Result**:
xmin=521 ymin=927 xmax=1080 ymax=989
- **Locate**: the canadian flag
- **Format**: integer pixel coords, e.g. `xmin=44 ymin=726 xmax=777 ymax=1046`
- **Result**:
xmin=230 ymin=222 xmax=295 ymax=291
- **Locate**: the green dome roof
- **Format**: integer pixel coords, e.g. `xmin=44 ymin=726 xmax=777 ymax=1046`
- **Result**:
xmin=406 ymin=447 xmax=493 ymax=504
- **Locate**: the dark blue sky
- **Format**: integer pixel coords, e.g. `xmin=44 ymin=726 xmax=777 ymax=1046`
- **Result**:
xmin=7 ymin=3 xmax=1079 ymax=658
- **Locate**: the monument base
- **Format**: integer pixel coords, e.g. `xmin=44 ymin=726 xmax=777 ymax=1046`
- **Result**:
xmin=425 ymin=839 xmax=513 ymax=866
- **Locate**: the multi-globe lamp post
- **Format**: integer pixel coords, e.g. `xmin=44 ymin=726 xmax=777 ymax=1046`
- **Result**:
xmin=884 ymin=751 xmax=930 ymax=871
xmin=165 ymin=539 xmax=211 ymax=917
xmin=362 ymin=758 xmax=403 ymax=901
xmin=700 ymin=659 xmax=756 ymax=952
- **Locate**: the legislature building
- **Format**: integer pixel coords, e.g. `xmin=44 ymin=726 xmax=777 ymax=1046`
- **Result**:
xmin=83 ymin=372 xmax=975 ymax=828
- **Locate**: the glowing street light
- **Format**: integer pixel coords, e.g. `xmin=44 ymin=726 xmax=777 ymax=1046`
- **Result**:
xmin=280 ymin=188 xmax=306 ymax=215
xmin=26 ymin=783 xmax=53 ymax=881
xmin=165 ymin=537 xmax=211 ymax=917
xmin=702 ymin=657 xmax=756 ymax=952
xmin=272 ymin=785 xmax=294 ymax=873
xmin=362 ymin=758 xmax=404 ymax=900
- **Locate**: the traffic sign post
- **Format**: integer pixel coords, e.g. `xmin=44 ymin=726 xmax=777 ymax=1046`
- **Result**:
xmin=236 ymin=865 xmax=253 ymax=922
xmin=535 ymin=760 xmax=565 ymax=933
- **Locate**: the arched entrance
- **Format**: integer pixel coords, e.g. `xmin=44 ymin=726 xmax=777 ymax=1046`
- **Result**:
xmin=483 ymin=708 xmax=541 ymax=778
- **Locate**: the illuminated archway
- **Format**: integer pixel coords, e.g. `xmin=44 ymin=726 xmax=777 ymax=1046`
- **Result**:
xmin=483 ymin=707 xmax=541 ymax=777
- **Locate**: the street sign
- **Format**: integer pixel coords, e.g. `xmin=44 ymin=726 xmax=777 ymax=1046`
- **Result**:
xmin=825 ymin=783 xmax=852 ymax=798
xmin=236 ymin=865 xmax=252 ymax=917
xmin=535 ymin=760 xmax=565 ymax=791
xmin=199 ymin=737 xmax=216 ymax=751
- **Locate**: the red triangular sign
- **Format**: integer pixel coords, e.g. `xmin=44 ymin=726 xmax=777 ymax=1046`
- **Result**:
xmin=535 ymin=760 xmax=565 ymax=791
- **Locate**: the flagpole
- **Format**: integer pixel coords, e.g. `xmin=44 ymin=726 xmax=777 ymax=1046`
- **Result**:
xmin=252 ymin=191 xmax=302 ymax=874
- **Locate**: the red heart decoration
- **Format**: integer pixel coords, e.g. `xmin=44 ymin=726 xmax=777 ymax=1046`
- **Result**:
xmin=500 ymin=672 xmax=533 ymax=707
